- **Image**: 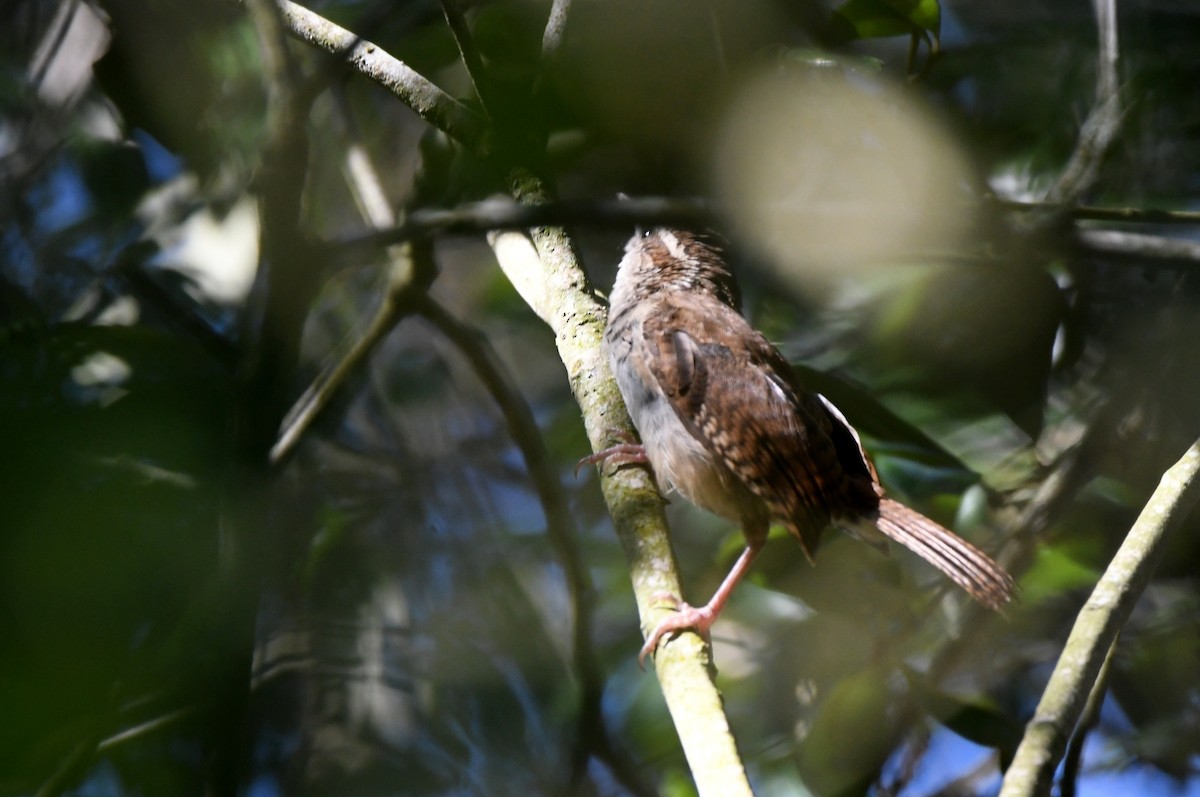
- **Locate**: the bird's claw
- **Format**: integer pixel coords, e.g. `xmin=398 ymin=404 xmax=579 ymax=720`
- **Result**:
xmin=637 ymin=594 xmax=715 ymax=669
xmin=574 ymin=440 xmax=648 ymax=478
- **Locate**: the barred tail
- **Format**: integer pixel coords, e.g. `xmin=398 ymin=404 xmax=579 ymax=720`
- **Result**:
xmin=873 ymin=498 xmax=1015 ymax=609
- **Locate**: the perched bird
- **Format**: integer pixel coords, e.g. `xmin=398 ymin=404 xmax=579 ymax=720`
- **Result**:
xmin=587 ymin=228 xmax=1014 ymax=665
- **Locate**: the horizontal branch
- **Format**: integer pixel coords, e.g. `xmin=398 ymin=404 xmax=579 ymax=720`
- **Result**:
xmin=1075 ymin=229 xmax=1200 ymax=262
xmin=333 ymin=196 xmax=714 ymax=255
xmin=330 ymin=196 xmax=1200 ymax=271
xmin=998 ymin=199 xmax=1200 ymax=226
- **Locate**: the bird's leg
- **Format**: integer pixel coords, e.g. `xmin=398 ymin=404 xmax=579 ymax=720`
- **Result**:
xmin=638 ymin=540 xmax=764 ymax=668
xmin=574 ymin=431 xmax=648 ymax=476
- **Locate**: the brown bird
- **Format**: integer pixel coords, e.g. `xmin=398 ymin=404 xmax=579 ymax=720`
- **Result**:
xmin=587 ymin=228 xmax=1014 ymax=665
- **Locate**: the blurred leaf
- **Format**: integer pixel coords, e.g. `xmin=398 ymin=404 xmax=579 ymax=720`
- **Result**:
xmin=94 ymin=0 xmax=257 ymax=178
xmin=1019 ymin=544 xmax=1100 ymax=606
xmin=867 ymin=263 xmax=1064 ymax=438
xmin=831 ymin=0 xmax=941 ymax=41
xmin=792 ymin=363 xmax=971 ymax=474
xmin=76 ymin=140 xmax=151 ymax=220
xmin=0 ymin=322 xmax=231 ymax=781
xmin=300 ymin=506 xmax=352 ymax=594
xmin=903 ymin=667 xmax=1022 ymax=765
xmin=797 ymin=665 xmax=899 ymax=796
xmin=1108 ymin=587 xmax=1200 ymax=779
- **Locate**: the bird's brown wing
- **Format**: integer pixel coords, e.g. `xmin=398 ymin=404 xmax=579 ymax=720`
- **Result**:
xmin=641 ymin=293 xmax=875 ymax=557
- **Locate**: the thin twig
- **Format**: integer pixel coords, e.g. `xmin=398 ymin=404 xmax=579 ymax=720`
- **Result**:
xmin=999 ymin=439 xmax=1200 ymax=797
xmin=440 ymin=0 xmax=492 ymax=117
xmin=1059 ymin=635 xmax=1117 ymax=797
xmin=335 ymin=86 xmax=398 ymax=230
xmin=270 ymin=96 xmax=423 ymax=465
xmin=1032 ymin=0 xmax=1123 ymax=214
xmin=269 ymin=266 xmax=417 ymax=465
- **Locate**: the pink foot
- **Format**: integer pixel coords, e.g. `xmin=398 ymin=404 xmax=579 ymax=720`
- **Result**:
xmin=638 ymin=594 xmax=717 ymax=669
xmin=574 ymin=441 xmax=648 ymax=477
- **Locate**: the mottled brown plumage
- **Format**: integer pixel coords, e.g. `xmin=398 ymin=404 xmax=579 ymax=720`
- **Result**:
xmin=594 ymin=228 xmax=1014 ymax=664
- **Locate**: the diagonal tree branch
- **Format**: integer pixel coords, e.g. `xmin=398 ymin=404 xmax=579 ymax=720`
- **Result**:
xmin=269 ymin=89 xmax=429 ymax=466
xmin=273 ymin=0 xmax=487 ymax=149
xmin=1042 ymin=0 xmax=1121 ymax=207
xmin=1059 ymin=635 xmax=1117 ymax=797
xmin=999 ymin=438 xmax=1200 ymax=797
xmin=489 ymin=168 xmax=754 ymax=796
xmin=439 ymin=0 xmax=494 ymax=118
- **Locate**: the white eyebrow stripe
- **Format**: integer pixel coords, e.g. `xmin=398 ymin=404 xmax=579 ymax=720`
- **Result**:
xmin=659 ymin=230 xmax=688 ymax=263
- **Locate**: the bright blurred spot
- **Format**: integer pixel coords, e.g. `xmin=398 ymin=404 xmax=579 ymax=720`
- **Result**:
xmin=712 ymin=66 xmax=975 ymax=295
xmin=70 ymin=350 xmax=131 ymax=406
xmin=71 ymin=350 xmax=131 ymax=387
xmin=145 ymin=190 xmax=259 ymax=305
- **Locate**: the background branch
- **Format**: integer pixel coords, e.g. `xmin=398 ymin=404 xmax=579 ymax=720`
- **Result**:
xmin=1075 ymin=229 xmax=1200 ymax=263
xmin=999 ymin=439 xmax=1200 ymax=797
xmin=1040 ymin=0 xmax=1122 ymax=208
xmin=415 ymin=296 xmax=652 ymax=796
xmin=273 ymin=0 xmax=487 ymax=149
xmin=333 ymin=196 xmax=1200 ymax=267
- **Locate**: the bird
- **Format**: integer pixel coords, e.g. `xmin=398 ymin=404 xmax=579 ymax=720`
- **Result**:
xmin=585 ymin=228 xmax=1014 ymax=665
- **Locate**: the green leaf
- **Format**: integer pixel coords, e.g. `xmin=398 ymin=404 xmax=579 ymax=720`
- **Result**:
xmin=831 ymin=0 xmax=941 ymax=41
xmin=1019 ymin=544 xmax=1101 ymax=605
xmin=791 ymin=363 xmax=970 ymax=474
xmin=904 ymin=667 xmax=1023 ymax=765
xmin=798 ymin=665 xmax=898 ymax=796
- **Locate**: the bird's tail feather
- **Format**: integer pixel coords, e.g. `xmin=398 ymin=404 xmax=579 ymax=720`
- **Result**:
xmin=872 ymin=498 xmax=1014 ymax=609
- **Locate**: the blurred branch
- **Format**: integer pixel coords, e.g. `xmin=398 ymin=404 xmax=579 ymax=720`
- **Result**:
xmin=540 ymin=0 xmax=571 ymax=60
xmin=1039 ymin=0 xmax=1122 ymax=209
xmin=272 ymin=0 xmax=488 ymax=149
xmin=440 ymin=0 xmax=493 ymax=117
xmin=333 ymin=196 xmax=1200 ymax=266
xmin=996 ymin=199 xmax=1200 ymax=226
xmin=415 ymin=296 xmax=652 ymax=796
xmin=271 ymin=92 xmax=430 ymax=465
xmin=334 ymin=196 xmax=713 ymax=257
xmin=489 ymin=168 xmax=753 ymax=797
xmin=1075 ymin=229 xmax=1200 ymax=263
xmin=269 ymin=257 xmax=420 ymax=465
xmin=216 ymin=0 xmax=318 ymax=793
xmin=999 ymin=439 xmax=1200 ymax=797
xmin=1059 ymin=636 xmax=1116 ymax=797
xmin=34 ymin=739 xmax=96 ymax=797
